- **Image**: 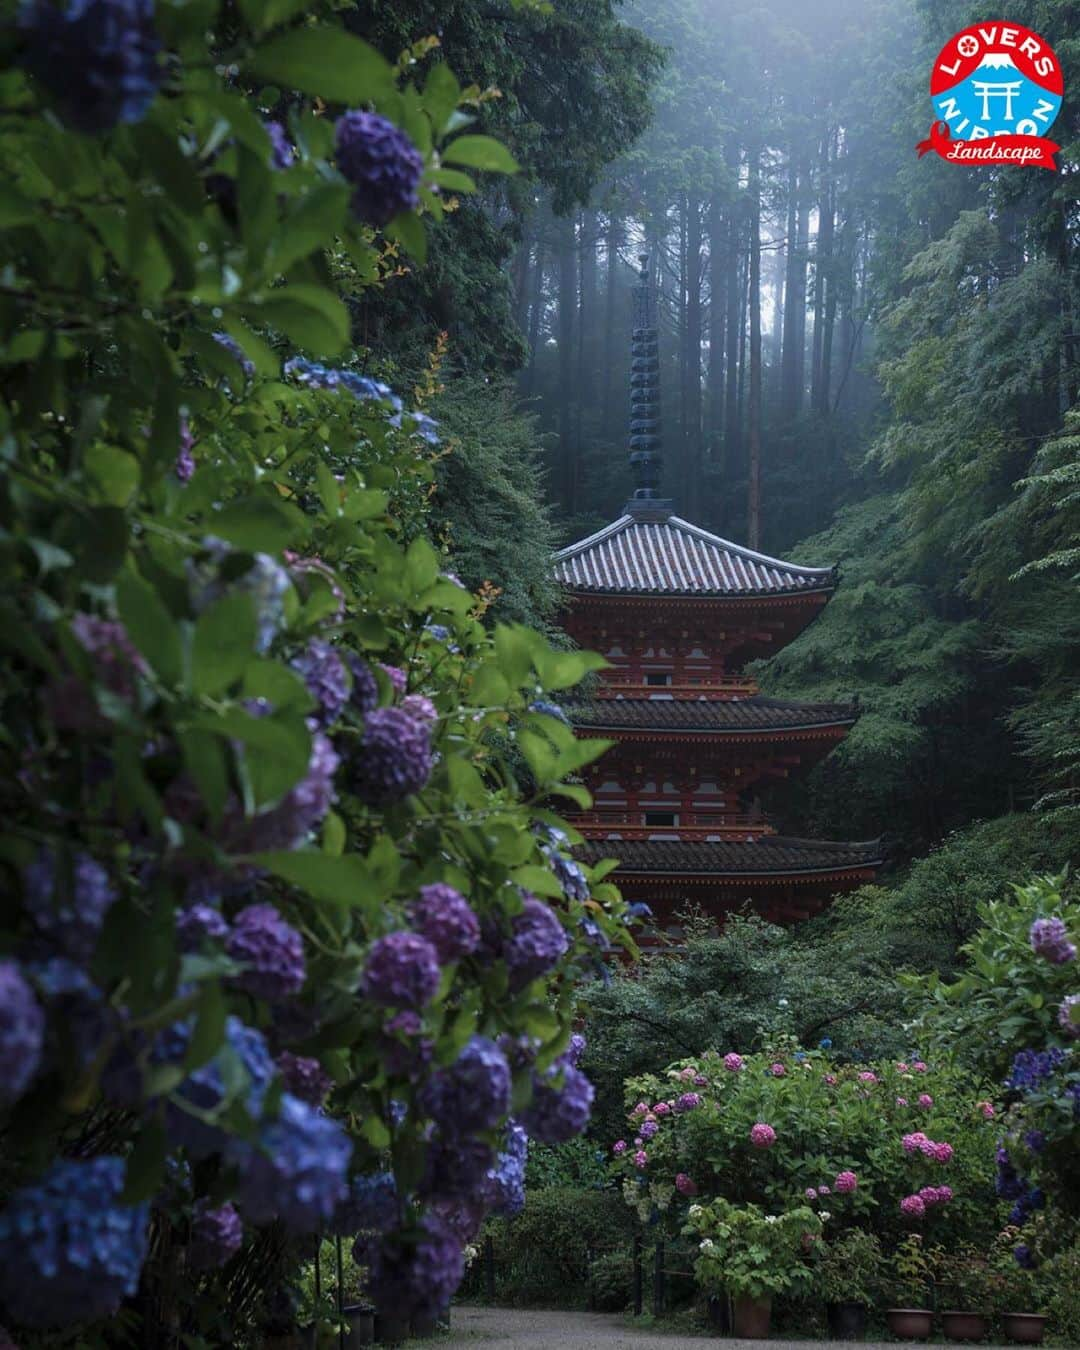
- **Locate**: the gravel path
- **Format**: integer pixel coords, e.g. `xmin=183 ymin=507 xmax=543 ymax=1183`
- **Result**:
xmin=438 ymin=1306 xmax=1015 ymax=1348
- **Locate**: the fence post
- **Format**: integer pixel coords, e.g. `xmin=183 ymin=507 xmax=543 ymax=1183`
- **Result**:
xmin=312 ymin=1235 xmax=321 ymax=1350
xmin=653 ymin=1239 xmax=665 ymax=1317
xmin=633 ymin=1235 xmax=643 ymax=1317
xmin=484 ymin=1234 xmax=496 ymax=1302
xmin=335 ymin=1234 xmax=345 ymax=1350
xmin=586 ymin=1246 xmax=594 ymax=1311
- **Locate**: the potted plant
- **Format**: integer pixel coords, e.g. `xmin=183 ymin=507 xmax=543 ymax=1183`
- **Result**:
xmin=989 ymin=1231 xmax=1047 ymax=1345
xmin=939 ymin=1247 xmax=991 ymax=1342
xmin=886 ymin=1235 xmax=935 ymax=1340
xmin=819 ymin=1228 xmax=881 ymax=1340
xmin=684 ymin=1197 xmax=823 ymax=1339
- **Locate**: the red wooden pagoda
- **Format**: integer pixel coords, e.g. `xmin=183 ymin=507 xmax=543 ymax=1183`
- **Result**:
xmin=555 ymin=255 xmax=881 ymax=934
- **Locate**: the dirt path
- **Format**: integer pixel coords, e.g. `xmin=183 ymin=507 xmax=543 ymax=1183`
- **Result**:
xmin=438 ymin=1306 xmax=1014 ymax=1348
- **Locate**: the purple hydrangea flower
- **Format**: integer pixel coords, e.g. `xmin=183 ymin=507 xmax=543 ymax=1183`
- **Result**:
xmin=521 ymin=1061 xmax=594 ymax=1144
xmin=335 ymin=111 xmax=424 ymax=227
xmin=529 ymin=700 xmax=569 ymax=724
xmin=566 ymin=1033 xmax=586 ymax=1066
xmin=19 ymin=0 xmax=162 ymax=134
xmin=347 ymin=654 xmax=379 ymax=716
xmin=0 ymin=1156 xmax=149 ymax=1328
xmin=1058 ymin=993 xmax=1080 ymax=1039
xmin=380 ymin=664 xmax=407 ymax=695
xmin=331 ymin=1170 xmax=399 ymax=1236
xmin=639 ymin=1118 xmax=658 ymax=1140
xmin=176 ymin=903 xmax=230 ymax=952
xmin=350 ymin=707 xmax=433 ymax=805
xmin=278 ymin=1051 xmax=333 ymax=1106
xmin=188 ymin=1200 xmax=243 ymax=1270
xmin=164 ymin=1016 xmax=275 ymax=1158
xmin=401 ymin=693 xmax=438 ymax=726
xmin=0 ymin=960 xmax=44 ymax=1106
xmin=291 ymin=640 xmax=349 ymax=726
xmin=409 ymin=883 xmax=480 ymax=964
xmin=379 ymin=1008 xmax=434 ymax=1077
xmin=264 ymin=119 xmax=294 ymax=169
xmin=45 ymin=612 xmax=147 ymax=732
xmin=24 ymin=848 xmax=117 ymax=962
xmin=489 ymin=1120 xmax=527 ymax=1217
xmin=675 ymin=1092 xmax=702 ymax=1112
xmin=176 ymin=414 xmax=195 ymax=482
xmin=421 ymin=1134 xmax=495 ymax=1204
xmin=504 ymin=895 xmax=569 ymax=991
xmin=1030 ymin=916 xmax=1076 ymax=964
xmin=421 ymin=1035 xmax=511 ymax=1135
xmin=231 ymin=1093 xmax=351 ymax=1232
xmin=995 ymin=1145 xmax=1027 ymax=1201
xmin=1014 ymin=1243 xmax=1035 ymax=1269
xmin=226 ymin=904 xmax=306 ymax=1001
xmin=1007 ymin=1047 xmax=1066 ymax=1092
xmin=362 ymin=932 xmax=440 ymax=1010
xmin=365 ymin=1214 xmax=464 ymax=1319
xmin=210 ymin=332 xmax=255 ymax=377
xmin=224 ymin=730 xmax=339 ymax=853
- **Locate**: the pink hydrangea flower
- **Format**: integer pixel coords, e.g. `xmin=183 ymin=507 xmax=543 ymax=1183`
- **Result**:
xmin=932 ymin=1142 xmax=954 ymax=1164
xmin=937 ymin=1185 xmax=953 ymax=1203
xmin=694 ymin=1074 xmax=708 ymax=1087
xmin=653 ymin=1102 xmax=672 ymax=1116
xmin=834 ymin=1170 xmax=858 ymax=1193
xmin=770 ymin=1062 xmax=786 ymax=1077
xmin=918 ymin=1139 xmax=937 ymax=1157
xmin=900 ymin=1194 xmax=926 ymax=1218
xmin=912 ymin=1061 xmax=928 ymax=1073
xmin=858 ymin=1071 xmax=878 ymax=1083
xmin=902 ymin=1132 xmax=928 ymax=1153
xmin=723 ymin=1053 xmax=743 ymax=1071
xmin=633 ymin=1150 xmax=648 ymax=1169
xmin=678 ymin=1066 xmax=696 ymax=1081
xmin=917 ymin=1093 xmax=933 ymax=1108
xmin=750 ymin=1122 xmax=776 ymax=1149
xmin=806 ymin=1187 xmax=819 ymax=1200
xmin=613 ymin=1140 xmax=627 ymax=1155
xmin=978 ymin=1100 xmax=995 ymax=1119
xmin=675 ymin=1173 xmax=698 ymax=1196
xmin=824 ymin=1073 xmax=838 ymax=1086
xmin=918 ymin=1186 xmax=940 ymax=1206
xmin=634 ymin=1137 xmax=643 ymax=1147
xmin=896 ymin=1097 xmax=909 ymax=1107
xmin=896 ymin=1061 xmax=910 ymax=1072
xmin=818 ymin=1184 xmax=831 ymax=1195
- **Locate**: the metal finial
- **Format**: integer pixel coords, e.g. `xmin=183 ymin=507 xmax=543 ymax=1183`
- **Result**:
xmin=628 ymin=246 xmax=664 ymax=508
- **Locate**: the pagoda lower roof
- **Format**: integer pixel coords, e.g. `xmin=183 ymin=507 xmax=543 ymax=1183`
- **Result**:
xmin=577 ymin=835 xmax=883 ymax=878
xmin=553 ymin=511 xmax=836 ymax=598
xmin=568 ymin=696 xmax=857 ymax=735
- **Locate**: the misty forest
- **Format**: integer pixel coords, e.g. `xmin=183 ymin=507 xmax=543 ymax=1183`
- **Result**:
xmin=3 ymin=0 xmax=1080 ymax=1343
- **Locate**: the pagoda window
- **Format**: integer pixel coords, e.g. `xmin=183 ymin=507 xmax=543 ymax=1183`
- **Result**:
xmin=644 ymin=811 xmax=678 ymax=827
xmin=645 ymin=672 xmax=672 ymax=687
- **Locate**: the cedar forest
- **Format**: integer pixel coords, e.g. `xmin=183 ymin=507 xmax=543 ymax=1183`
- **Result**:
xmin=2 ymin=0 xmax=1080 ymax=1343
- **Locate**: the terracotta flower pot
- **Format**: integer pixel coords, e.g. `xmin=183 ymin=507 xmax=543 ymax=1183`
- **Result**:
xmin=732 ymin=1294 xmax=772 ymax=1339
xmin=886 ymin=1308 xmax=934 ymax=1340
xmin=826 ymin=1300 xmax=869 ymax=1340
xmin=1002 ymin=1313 xmax=1047 ymax=1344
xmin=942 ymin=1310 xmax=989 ymax=1341
xmin=373 ymin=1307 xmax=410 ymax=1346
xmin=342 ymin=1304 xmax=375 ymax=1348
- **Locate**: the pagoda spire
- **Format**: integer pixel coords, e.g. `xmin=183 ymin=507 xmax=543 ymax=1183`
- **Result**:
xmin=626 ymin=252 xmax=672 ymax=518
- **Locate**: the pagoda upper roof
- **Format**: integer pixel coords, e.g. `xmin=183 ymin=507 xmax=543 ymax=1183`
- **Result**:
xmin=569 ymin=696 xmax=857 ymax=734
xmin=577 ymin=835 xmax=883 ymax=878
xmin=553 ymin=510 xmax=836 ymax=598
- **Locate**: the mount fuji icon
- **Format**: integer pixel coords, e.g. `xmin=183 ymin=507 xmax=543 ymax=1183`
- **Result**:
xmin=933 ymin=47 xmax=1061 ymax=138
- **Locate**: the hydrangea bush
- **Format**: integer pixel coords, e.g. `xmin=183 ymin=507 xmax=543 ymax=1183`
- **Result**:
xmin=0 ymin=2 xmax=626 ymax=1338
xmin=611 ymin=1043 xmax=997 ymax=1248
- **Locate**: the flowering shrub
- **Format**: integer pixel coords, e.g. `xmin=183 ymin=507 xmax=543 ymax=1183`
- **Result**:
xmin=612 ymin=1043 xmax=997 ymax=1246
xmin=0 ymin=3 xmax=630 ymax=1337
xmin=685 ymin=1197 xmax=823 ymax=1300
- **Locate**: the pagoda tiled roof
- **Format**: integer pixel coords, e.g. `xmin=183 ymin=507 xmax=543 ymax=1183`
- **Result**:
xmin=568 ymin=696 xmax=857 ymax=734
xmin=553 ymin=512 xmax=836 ymax=597
xmin=577 ymin=835 xmax=883 ymax=877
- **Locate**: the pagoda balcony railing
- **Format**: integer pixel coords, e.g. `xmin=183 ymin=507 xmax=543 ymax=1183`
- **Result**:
xmin=571 ymin=811 xmax=775 ymax=839
xmin=595 ymin=673 xmax=758 ymax=699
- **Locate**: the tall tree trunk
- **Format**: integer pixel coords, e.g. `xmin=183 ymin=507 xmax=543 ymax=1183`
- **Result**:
xmin=577 ymin=210 xmax=598 ymax=470
xmin=557 ymin=213 xmax=577 ymax=513
xmin=810 ymin=130 xmax=834 ymax=414
xmin=779 ymin=155 xmax=799 ymax=419
xmin=603 ymin=213 xmax=623 ymax=441
xmin=512 ymin=225 xmax=532 ymax=332
xmin=707 ymin=193 xmax=726 ymax=465
xmin=522 ymin=236 xmax=546 ymax=399
xmin=724 ymin=196 xmax=743 ymax=479
xmin=684 ymin=194 xmax=704 ymax=505
xmin=793 ymin=168 xmax=810 ymax=410
xmin=747 ymin=147 xmax=762 ymax=549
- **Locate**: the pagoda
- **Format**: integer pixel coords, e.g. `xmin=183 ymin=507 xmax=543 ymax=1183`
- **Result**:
xmin=554 ymin=255 xmax=882 ymax=934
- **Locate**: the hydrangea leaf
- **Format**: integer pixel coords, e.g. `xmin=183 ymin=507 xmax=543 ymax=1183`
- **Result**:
xmin=442 ymin=135 xmax=519 ymax=175
xmin=249 ymin=29 xmax=395 ymax=107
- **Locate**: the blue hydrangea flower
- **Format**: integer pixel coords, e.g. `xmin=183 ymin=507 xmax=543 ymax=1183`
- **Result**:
xmin=264 ymin=119 xmax=294 ymax=170
xmin=330 ymin=1170 xmax=399 ymax=1236
xmin=529 ymin=700 xmax=569 ymax=724
xmin=0 ymin=1157 xmax=149 ymax=1328
xmin=347 ymin=654 xmax=379 ymax=716
xmin=226 ymin=903 xmax=306 ymax=1001
xmin=409 ymin=883 xmax=480 ymax=964
xmin=162 ymin=1016 xmax=275 ymax=1158
xmin=24 ymin=848 xmax=117 ymax=963
xmin=176 ymin=903 xmax=229 ymax=952
xmin=502 ymin=895 xmax=569 ymax=991
xmin=489 ymin=1120 xmax=527 ymax=1217
xmin=278 ymin=1051 xmax=334 ymax=1107
xmin=1006 ymin=1048 xmax=1066 ymax=1092
xmin=187 ymin=540 xmax=289 ymax=653
xmin=363 ymin=931 xmax=441 ymax=1010
xmin=19 ymin=0 xmax=162 ymax=134
xmin=365 ymin=1214 xmax=464 ymax=1318
xmin=521 ymin=1061 xmax=594 ymax=1144
xmin=291 ymin=640 xmax=350 ymax=726
xmin=283 ymin=358 xmax=404 ymax=415
xmin=0 ymin=960 xmax=44 ymax=1106
xmin=231 ymin=1094 xmax=352 ymax=1232
xmin=334 ymin=111 xmax=424 ymax=227
xmin=210 ymin=332 xmax=255 ymax=377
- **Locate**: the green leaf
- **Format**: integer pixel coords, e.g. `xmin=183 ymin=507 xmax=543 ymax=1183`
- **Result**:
xmin=122 ymin=1119 xmax=168 ymax=1204
xmin=238 ymin=0 xmax=310 ymax=36
xmin=115 ymin=569 xmax=183 ymax=686
xmin=77 ymin=506 xmax=128 ymax=583
xmin=385 ymin=210 xmax=427 ymax=264
xmin=212 ymin=488 xmax=305 ymax=553
xmin=511 ymin=864 xmax=564 ymax=898
xmin=404 ymin=535 xmax=439 ymax=594
xmin=191 ymin=592 xmax=258 ymax=696
xmin=195 ymin=708 xmax=311 ymax=806
xmin=427 ymin=167 xmax=477 ymax=194
xmin=249 ymin=284 xmax=351 ymax=356
xmin=442 ymin=135 xmax=519 ymax=174
xmin=424 ymin=62 xmax=461 ymax=135
xmin=270 ymin=183 xmax=350 ymax=275
xmin=361 ymin=1114 xmax=391 ymax=1150
xmin=182 ymin=981 xmax=227 ymax=1073
xmin=249 ymin=28 xmax=395 ymax=106
xmin=255 ymin=850 xmax=374 ymax=909
xmin=242 ymin=659 xmax=314 ymax=713
xmin=178 ymin=728 xmax=229 ymax=823
xmin=322 ymin=810 xmax=346 ymax=856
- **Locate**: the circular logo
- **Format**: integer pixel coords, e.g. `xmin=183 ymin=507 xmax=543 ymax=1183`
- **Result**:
xmin=930 ymin=21 xmax=1062 ymax=141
